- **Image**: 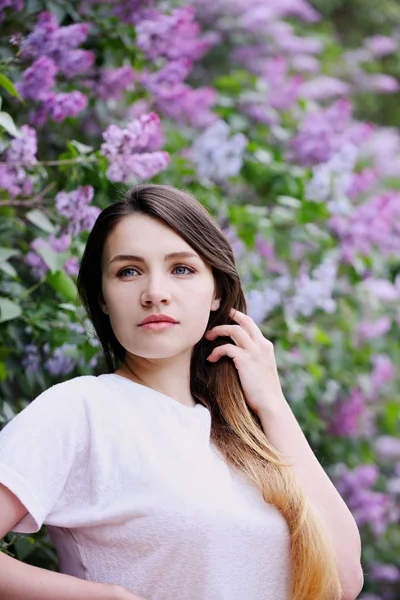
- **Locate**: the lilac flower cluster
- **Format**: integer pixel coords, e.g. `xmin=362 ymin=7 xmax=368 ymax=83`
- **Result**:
xmin=0 ymin=0 xmax=23 ymax=21
xmin=55 ymin=185 xmax=100 ymax=236
xmin=25 ymin=233 xmax=71 ymax=280
xmin=20 ymin=12 xmax=94 ymax=78
xmin=333 ymin=463 xmax=399 ymax=537
xmin=328 ymin=387 xmax=373 ymax=438
xmin=43 ymin=343 xmax=78 ymax=377
xmin=91 ymin=66 xmax=136 ymax=101
xmin=329 ymin=191 xmax=400 ymax=260
xmin=16 ymin=11 xmax=91 ymax=125
xmin=287 ymin=99 xmax=372 ymax=166
xmin=100 ymin=112 xmax=170 ymax=183
xmin=285 ymin=254 xmax=338 ymax=318
xmin=0 ymin=125 xmax=37 ymax=197
xmin=21 ymin=342 xmax=40 ymax=373
xmin=141 ymin=60 xmax=217 ymax=129
xmin=84 ymin=0 xmax=155 ymax=25
xmin=136 ymin=7 xmax=212 ymax=61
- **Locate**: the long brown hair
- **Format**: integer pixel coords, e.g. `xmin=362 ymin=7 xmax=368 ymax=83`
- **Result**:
xmin=77 ymin=183 xmax=342 ymax=600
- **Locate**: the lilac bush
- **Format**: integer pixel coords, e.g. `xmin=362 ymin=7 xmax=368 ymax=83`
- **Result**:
xmin=0 ymin=0 xmax=399 ymax=594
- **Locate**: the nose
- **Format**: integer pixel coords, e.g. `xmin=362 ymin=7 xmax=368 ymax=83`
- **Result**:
xmin=140 ymin=273 xmax=172 ymax=306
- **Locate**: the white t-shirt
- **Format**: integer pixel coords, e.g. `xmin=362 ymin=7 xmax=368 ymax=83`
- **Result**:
xmin=0 ymin=373 xmax=291 ymax=599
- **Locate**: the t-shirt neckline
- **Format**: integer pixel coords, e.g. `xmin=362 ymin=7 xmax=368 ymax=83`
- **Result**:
xmin=100 ymin=373 xmax=207 ymax=413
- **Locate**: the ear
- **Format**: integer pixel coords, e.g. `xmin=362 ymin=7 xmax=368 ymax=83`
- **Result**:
xmin=98 ymin=293 xmax=109 ymax=315
xmin=210 ymin=296 xmax=221 ymax=312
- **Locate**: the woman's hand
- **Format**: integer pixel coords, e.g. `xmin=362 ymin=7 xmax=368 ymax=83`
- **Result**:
xmin=205 ymin=307 xmax=286 ymax=417
xmin=111 ymin=584 xmax=149 ymax=600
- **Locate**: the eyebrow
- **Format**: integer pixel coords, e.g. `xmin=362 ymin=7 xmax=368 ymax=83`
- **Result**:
xmin=108 ymin=251 xmax=201 ymax=266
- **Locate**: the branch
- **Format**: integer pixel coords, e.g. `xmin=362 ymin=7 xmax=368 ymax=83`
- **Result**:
xmin=0 ymin=156 xmax=97 ymax=167
xmin=0 ymin=182 xmax=56 ymax=208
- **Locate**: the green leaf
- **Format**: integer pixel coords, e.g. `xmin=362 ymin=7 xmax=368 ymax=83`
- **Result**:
xmin=69 ymin=140 xmax=94 ymax=154
xmin=26 ymin=210 xmax=56 ymax=234
xmin=0 ymin=298 xmax=22 ymax=323
xmin=0 ymin=247 xmax=20 ymax=262
xmin=0 ymin=261 xmax=17 ymax=277
xmin=46 ymin=270 xmax=78 ymax=303
xmin=0 ymin=74 xmax=23 ymax=101
xmin=36 ymin=246 xmax=65 ymax=272
xmin=0 ymin=111 xmax=20 ymax=138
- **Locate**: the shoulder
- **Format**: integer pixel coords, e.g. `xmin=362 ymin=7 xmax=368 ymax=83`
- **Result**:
xmin=12 ymin=375 xmax=106 ymax=425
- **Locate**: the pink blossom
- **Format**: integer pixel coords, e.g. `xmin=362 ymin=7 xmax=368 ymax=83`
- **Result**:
xmin=365 ymin=35 xmax=398 ymax=57
xmin=370 ymin=354 xmax=396 ymax=398
xmin=356 ymin=317 xmax=392 ymax=341
xmin=300 ymin=76 xmax=350 ymax=101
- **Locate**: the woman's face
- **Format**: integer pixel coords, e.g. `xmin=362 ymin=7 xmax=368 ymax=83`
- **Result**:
xmin=100 ymin=213 xmax=221 ymax=360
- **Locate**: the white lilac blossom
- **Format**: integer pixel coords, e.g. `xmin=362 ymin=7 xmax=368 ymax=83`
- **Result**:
xmin=191 ymin=120 xmax=247 ymax=181
xmin=285 ymin=254 xmax=338 ymax=319
xmin=305 ymin=144 xmax=358 ymax=215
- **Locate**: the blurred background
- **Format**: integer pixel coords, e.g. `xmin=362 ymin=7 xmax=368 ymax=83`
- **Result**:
xmin=0 ymin=1 xmax=399 ymax=598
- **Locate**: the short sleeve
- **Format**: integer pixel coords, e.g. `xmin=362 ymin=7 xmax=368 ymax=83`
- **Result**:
xmin=0 ymin=377 xmax=91 ymax=534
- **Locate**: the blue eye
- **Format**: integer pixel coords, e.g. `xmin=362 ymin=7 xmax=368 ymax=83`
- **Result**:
xmin=173 ymin=265 xmax=195 ymax=275
xmin=118 ymin=267 xmax=138 ymax=278
xmin=117 ymin=265 xmax=195 ymax=278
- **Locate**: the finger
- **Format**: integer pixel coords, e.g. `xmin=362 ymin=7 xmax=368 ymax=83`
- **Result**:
xmin=229 ymin=307 xmax=265 ymax=342
xmin=205 ymin=324 xmax=253 ymax=349
xmin=207 ymin=343 xmax=244 ymax=362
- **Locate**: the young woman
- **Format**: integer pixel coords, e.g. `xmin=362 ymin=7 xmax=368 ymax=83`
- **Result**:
xmin=0 ymin=184 xmax=363 ymax=600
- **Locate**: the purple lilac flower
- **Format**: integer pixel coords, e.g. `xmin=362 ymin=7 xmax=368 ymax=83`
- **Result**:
xmin=300 ymin=76 xmax=350 ymax=101
xmin=25 ymin=239 xmax=49 ymax=279
xmin=136 ymin=7 xmax=212 ymax=61
xmin=21 ymin=343 xmax=40 ymax=373
xmin=0 ymin=0 xmax=24 ymax=21
xmin=100 ymin=112 xmax=170 ymax=183
xmin=375 ymin=436 xmax=400 ymax=461
xmin=329 ymin=192 xmax=400 ymax=260
xmin=94 ymin=66 xmax=136 ymax=100
xmin=356 ymin=317 xmax=392 ymax=342
xmin=44 ymin=343 xmax=77 ymax=376
xmin=262 ymin=57 xmax=303 ymax=111
xmin=329 ymin=387 xmax=368 ymax=437
xmin=64 ymin=256 xmax=80 ymax=277
xmin=365 ymin=35 xmax=398 ymax=57
xmin=41 ymin=91 xmax=88 ymax=123
xmin=17 ymin=56 xmax=58 ymax=101
xmin=141 ymin=59 xmax=217 ymax=128
xmin=287 ymin=99 xmax=355 ymax=166
xmin=370 ymin=355 xmax=396 ymax=399
xmin=369 ymin=563 xmax=400 ymax=583
xmin=141 ymin=59 xmax=191 ymax=100
xmin=347 ymin=168 xmax=378 ymax=199
xmin=333 ymin=463 xmax=398 ymax=537
xmin=24 ymin=233 xmax=74 ymax=280
xmin=55 ymin=185 xmax=100 ymax=236
xmin=21 ymin=12 xmax=94 ymax=77
xmin=0 ymin=125 xmax=37 ymax=197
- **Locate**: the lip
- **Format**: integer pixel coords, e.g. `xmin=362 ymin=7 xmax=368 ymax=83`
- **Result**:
xmin=139 ymin=314 xmax=179 ymax=326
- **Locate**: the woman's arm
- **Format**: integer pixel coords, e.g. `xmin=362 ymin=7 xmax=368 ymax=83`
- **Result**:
xmin=0 ymin=484 xmax=146 ymax=600
xmin=258 ymin=400 xmax=364 ymax=600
